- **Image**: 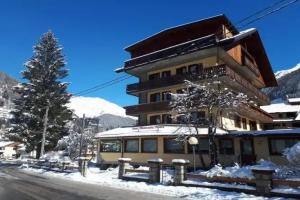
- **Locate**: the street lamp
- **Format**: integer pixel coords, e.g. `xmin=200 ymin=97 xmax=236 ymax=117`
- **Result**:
xmin=188 ymin=136 xmax=198 ymax=172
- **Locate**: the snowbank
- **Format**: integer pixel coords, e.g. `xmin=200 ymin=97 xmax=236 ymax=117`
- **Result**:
xmin=21 ymin=165 xmax=276 ymax=200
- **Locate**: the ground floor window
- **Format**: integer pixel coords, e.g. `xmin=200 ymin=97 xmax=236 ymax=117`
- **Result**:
xmin=219 ymin=139 xmax=234 ymax=155
xmin=164 ymin=138 xmax=184 ymax=153
xmin=142 ymin=138 xmax=157 ymax=153
xmin=100 ymin=140 xmax=121 ymax=152
xmin=188 ymin=138 xmax=209 ymax=154
xmin=124 ymin=139 xmax=139 ymax=153
xmin=269 ymin=138 xmax=299 ymax=155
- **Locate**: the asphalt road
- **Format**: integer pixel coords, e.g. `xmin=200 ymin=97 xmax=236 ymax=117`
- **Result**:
xmin=0 ymin=163 xmax=179 ymax=200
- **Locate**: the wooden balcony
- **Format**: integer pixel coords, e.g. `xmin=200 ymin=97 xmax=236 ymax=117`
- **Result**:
xmin=125 ymin=101 xmax=170 ymax=116
xmin=241 ymin=46 xmax=260 ymax=77
xmin=127 ymin=64 xmax=270 ymax=105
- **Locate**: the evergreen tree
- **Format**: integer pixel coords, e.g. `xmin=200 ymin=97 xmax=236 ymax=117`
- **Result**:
xmin=8 ymin=31 xmax=72 ymax=158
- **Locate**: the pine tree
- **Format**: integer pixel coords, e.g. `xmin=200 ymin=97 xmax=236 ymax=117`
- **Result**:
xmin=8 ymin=31 xmax=72 ymax=158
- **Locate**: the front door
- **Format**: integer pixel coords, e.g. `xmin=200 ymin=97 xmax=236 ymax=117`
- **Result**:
xmin=240 ymin=138 xmax=256 ymax=166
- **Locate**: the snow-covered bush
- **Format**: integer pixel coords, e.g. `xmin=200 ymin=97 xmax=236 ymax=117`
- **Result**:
xmin=40 ymin=151 xmax=71 ymax=164
xmin=284 ymin=141 xmax=300 ymax=166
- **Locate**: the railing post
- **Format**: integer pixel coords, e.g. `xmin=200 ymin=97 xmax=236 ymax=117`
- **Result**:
xmin=78 ymin=157 xmax=89 ymax=177
xmin=252 ymin=168 xmax=275 ymax=195
xmin=118 ymin=158 xmax=131 ymax=179
xmin=172 ymin=159 xmax=190 ymax=185
xmin=147 ymin=158 xmax=163 ymax=183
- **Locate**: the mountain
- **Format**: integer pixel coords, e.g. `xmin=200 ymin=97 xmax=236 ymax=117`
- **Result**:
xmin=0 ymin=71 xmax=18 ymax=109
xmin=67 ymin=96 xmax=137 ymax=130
xmin=263 ymin=63 xmax=300 ymax=100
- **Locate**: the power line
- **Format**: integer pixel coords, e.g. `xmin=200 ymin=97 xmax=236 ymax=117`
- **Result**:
xmin=73 ymin=0 xmax=298 ymax=96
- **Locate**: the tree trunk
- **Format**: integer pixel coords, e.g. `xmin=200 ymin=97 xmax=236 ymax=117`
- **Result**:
xmin=40 ymin=105 xmax=49 ymax=158
xmin=194 ymin=126 xmax=206 ymax=168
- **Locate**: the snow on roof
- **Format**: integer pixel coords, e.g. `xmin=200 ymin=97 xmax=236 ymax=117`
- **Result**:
xmin=288 ymin=97 xmax=300 ymax=103
xmin=220 ymin=28 xmax=256 ymax=43
xmin=260 ymin=102 xmax=300 ymax=113
xmin=273 ymin=119 xmax=294 ymax=122
xmin=95 ymin=125 xmax=228 ymax=138
xmin=296 ymin=113 xmax=300 ymax=121
xmin=231 ymin=128 xmax=300 ymax=136
xmin=0 ymin=141 xmax=14 ymax=147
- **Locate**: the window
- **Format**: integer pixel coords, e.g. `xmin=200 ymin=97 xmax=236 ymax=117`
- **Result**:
xmin=188 ymin=64 xmax=203 ymax=75
xmin=150 ymin=93 xmax=160 ymax=102
xmin=278 ymin=113 xmax=284 ymax=118
xmin=149 ymin=115 xmax=161 ymax=125
xmin=100 ymin=140 xmax=121 ymax=152
xmin=148 ymin=73 xmax=160 ymax=80
xmin=161 ymin=70 xmax=171 ymax=78
xmin=188 ymin=138 xmax=209 ymax=154
xmin=142 ymin=138 xmax=157 ymax=153
xmin=242 ymin=118 xmax=247 ymax=129
xmin=249 ymin=121 xmax=257 ymax=130
xmin=190 ymin=111 xmax=205 ymax=123
xmin=124 ymin=139 xmax=139 ymax=153
xmin=176 ymin=66 xmax=187 ymax=75
xmin=234 ymin=115 xmax=241 ymax=128
xmin=164 ymin=138 xmax=185 ymax=153
xmin=286 ymin=112 xmax=296 ymax=118
xmin=162 ymin=91 xmax=171 ymax=101
xmin=176 ymin=89 xmax=184 ymax=94
xmin=269 ymin=138 xmax=299 ymax=155
xmin=162 ymin=114 xmax=172 ymax=124
xmin=219 ymin=139 xmax=234 ymax=155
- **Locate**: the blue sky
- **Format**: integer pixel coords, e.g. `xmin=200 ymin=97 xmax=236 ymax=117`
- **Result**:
xmin=0 ymin=0 xmax=299 ymax=106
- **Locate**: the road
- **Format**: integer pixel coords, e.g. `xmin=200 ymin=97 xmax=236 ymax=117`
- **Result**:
xmin=0 ymin=163 xmax=179 ymax=200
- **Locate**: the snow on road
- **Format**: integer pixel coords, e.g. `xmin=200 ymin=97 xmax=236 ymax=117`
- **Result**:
xmin=21 ymin=166 xmax=284 ymax=200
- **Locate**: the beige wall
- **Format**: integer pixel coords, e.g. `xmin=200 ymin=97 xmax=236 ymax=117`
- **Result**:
xmin=97 ymin=135 xmax=291 ymax=167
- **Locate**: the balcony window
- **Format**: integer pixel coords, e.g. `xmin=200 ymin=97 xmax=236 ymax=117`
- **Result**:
xmin=162 ymin=91 xmax=171 ymax=101
xmin=219 ymin=139 xmax=234 ymax=155
xmin=176 ymin=66 xmax=187 ymax=75
xmin=124 ymin=139 xmax=139 ymax=153
xmin=269 ymin=138 xmax=299 ymax=155
xmin=142 ymin=138 xmax=157 ymax=153
xmin=249 ymin=121 xmax=257 ymax=130
xmin=188 ymin=64 xmax=203 ymax=75
xmin=100 ymin=140 xmax=121 ymax=152
xmin=162 ymin=114 xmax=172 ymax=124
xmin=190 ymin=111 xmax=206 ymax=123
xmin=148 ymin=73 xmax=160 ymax=80
xmin=161 ymin=70 xmax=171 ymax=78
xmin=164 ymin=138 xmax=184 ymax=154
xmin=286 ymin=112 xmax=296 ymax=118
xmin=234 ymin=115 xmax=241 ymax=128
xmin=188 ymin=138 xmax=209 ymax=154
xmin=149 ymin=115 xmax=161 ymax=125
xmin=150 ymin=93 xmax=160 ymax=102
xmin=242 ymin=118 xmax=247 ymax=129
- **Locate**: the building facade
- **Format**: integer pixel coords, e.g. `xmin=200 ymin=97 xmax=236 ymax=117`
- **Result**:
xmin=96 ymin=15 xmax=300 ymax=167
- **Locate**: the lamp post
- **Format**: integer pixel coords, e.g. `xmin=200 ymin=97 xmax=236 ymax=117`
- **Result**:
xmin=188 ymin=136 xmax=198 ymax=172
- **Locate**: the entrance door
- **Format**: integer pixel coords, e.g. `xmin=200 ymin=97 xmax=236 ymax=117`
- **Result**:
xmin=240 ymin=138 xmax=256 ymax=166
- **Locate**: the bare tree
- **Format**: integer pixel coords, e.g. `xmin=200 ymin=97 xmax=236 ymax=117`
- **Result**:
xmin=170 ymin=80 xmax=251 ymax=167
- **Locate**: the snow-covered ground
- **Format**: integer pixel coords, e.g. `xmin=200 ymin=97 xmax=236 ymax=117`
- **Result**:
xmin=20 ymin=164 xmax=288 ymax=200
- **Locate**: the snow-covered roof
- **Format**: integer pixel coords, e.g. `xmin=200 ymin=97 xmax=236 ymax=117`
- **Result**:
xmin=273 ymin=119 xmax=295 ymax=122
xmin=231 ymin=128 xmax=300 ymax=137
xmin=295 ymin=113 xmax=300 ymax=121
xmin=288 ymin=97 xmax=300 ymax=104
xmin=220 ymin=28 xmax=256 ymax=43
xmin=260 ymin=103 xmax=300 ymax=113
xmin=0 ymin=141 xmax=14 ymax=147
xmin=95 ymin=125 xmax=228 ymax=138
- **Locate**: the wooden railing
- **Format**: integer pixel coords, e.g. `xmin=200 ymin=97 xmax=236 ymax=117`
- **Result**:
xmin=127 ymin=64 xmax=269 ymax=104
xmin=125 ymin=101 xmax=170 ymax=116
xmin=124 ymin=34 xmax=217 ymax=69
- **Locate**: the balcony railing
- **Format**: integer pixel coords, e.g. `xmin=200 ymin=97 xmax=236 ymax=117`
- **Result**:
xmin=125 ymin=101 xmax=170 ymax=116
xmin=127 ymin=64 xmax=270 ymax=104
xmin=124 ymin=34 xmax=217 ymax=69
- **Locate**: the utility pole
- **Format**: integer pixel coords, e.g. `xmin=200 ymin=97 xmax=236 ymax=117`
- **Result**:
xmin=40 ymin=102 xmax=50 ymax=158
xmin=79 ymin=114 xmax=85 ymax=157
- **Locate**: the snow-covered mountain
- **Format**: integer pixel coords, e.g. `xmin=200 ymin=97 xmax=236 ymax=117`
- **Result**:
xmin=67 ymin=96 xmax=137 ymax=130
xmin=264 ymin=63 xmax=300 ymax=100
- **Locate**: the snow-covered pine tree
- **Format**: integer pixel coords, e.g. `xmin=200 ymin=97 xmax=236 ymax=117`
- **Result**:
xmin=8 ymin=31 xmax=72 ymax=158
xmin=170 ymin=80 xmax=251 ymax=167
